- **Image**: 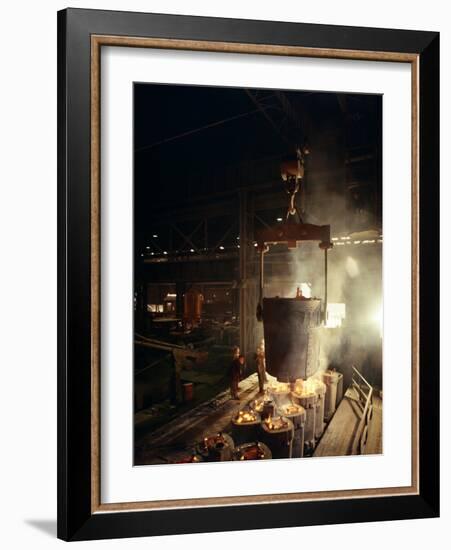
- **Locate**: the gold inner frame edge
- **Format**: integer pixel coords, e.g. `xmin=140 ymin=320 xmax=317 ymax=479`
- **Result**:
xmin=90 ymin=34 xmax=420 ymax=514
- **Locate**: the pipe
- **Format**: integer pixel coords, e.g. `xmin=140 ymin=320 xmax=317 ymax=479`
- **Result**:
xmin=324 ymin=248 xmax=328 ymax=322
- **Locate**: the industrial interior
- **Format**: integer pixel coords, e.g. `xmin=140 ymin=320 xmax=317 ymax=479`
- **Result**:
xmin=134 ymin=83 xmax=383 ymax=465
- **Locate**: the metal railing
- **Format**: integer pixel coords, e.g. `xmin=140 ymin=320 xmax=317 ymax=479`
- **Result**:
xmin=350 ymin=366 xmax=374 ymax=454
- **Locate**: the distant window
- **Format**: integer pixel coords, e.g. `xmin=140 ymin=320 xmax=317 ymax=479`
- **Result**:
xmin=147 ymin=304 xmax=164 ymax=313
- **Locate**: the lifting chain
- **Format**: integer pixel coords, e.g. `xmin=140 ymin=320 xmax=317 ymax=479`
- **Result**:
xmin=284 ymin=147 xmax=303 ymax=222
xmin=285 ymin=179 xmax=300 ymax=220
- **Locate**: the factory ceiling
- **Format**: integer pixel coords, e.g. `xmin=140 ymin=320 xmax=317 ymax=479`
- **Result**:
xmin=135 ymin=85 xmax=380 ymax=201
xmin=134 ymin=84 xmax=382 ymax=253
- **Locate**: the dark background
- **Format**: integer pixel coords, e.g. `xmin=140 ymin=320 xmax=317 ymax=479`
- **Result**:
xmin=134 ymin=83 xmax=382 ymax=259
xmin=132 ymin=83 xmax=383 ymax=422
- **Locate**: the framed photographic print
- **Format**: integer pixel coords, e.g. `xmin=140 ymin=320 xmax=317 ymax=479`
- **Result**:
xmin=57 ymin=8 xmax=439 ymax=541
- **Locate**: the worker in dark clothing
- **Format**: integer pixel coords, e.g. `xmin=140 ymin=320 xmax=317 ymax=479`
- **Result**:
xmin=232 ymin=346 xmax=240 ymax=360
xmin=256 ymin=339 xmax=268 ymax=394
xmin=230 ymin=354 xmax=245 ymax=400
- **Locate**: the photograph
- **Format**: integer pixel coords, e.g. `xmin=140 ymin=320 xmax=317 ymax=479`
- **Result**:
xmin=52 ymin=4 xmax=439 ymax=542
xmin=133 ymin=83 xmax=383 ymax=466
xmin=0 ymin=0 xmax=444 ymax=546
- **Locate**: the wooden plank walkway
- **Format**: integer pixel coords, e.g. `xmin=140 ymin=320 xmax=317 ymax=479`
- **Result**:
xmin=313 ymin=388 xmax=382 ymax=457
xmin=313 ymin=388 xmax=361 ymax=457
xmin=135 ymin=373 xmax=260 ymax=465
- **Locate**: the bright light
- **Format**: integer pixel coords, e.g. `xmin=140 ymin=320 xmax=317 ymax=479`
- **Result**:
xmin=300 ymin=282 xmax=312 ymax=298
xmin=190 ymin=248 xmax=195 ymax=252
xmin=152 ymin=234 xmax=158 ymax=238
xmin=373 ymin=305 xmax=383 ymax=338
xmin=325 ymin=303 xmax=346 ymax=328
xmin=345 ymin=257 xmax=359 ymax=278
xmin=276 ymin=217 xmax=283 ymax=222
xmin=219 ymin=246 xmax=225 ymax=250
xmin=146 ymin=246 xmax=150 ymax=249
xmin=163 ymin=251 xmax=168 ymax=255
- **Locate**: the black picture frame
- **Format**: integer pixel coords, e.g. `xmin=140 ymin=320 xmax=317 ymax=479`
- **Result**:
xmin=57 ymin=7 xmax=439 ymax=541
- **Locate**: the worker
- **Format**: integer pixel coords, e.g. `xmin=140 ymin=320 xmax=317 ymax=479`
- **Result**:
xmin=256 ymin=339 xmax=268 ymax=394
xmin=230 ymin=354 xmax=245 ymax=400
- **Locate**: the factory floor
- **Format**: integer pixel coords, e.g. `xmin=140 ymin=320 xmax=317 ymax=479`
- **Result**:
xmin=135 ymin=373 xmax=383 ymax=465
xmin=135 ymin=373 xmax=260 ymax=465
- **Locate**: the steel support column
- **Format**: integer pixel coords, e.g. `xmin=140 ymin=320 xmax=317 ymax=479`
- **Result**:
xmin=239 ymin=190 xmax=260 ymax=360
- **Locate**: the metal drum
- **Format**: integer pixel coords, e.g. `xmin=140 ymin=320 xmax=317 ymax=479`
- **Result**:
xmin=262 ymin=297 xmax=322 ymax=382
xmin=233 ymin=442 xmax=272 ymax=461
xmin=306 ymin=378 xmax=326 ymax=439
xmin=279 ymin=403 xmax=306 ymax=458
xmin=322 ymin=370 xmax=341 ymax=421
xmin=231 ymin=409 xmax=261 ymax=445
xmin=259 ymin=416 xmax=294 ymax=459
xmin=250 ymin=395 xmax=276 ymax=421
xmin=291 ymin=387 xmax=317 ymax=449
xmin=268 ymin=381 xmax=292 ymax=409
xmin=196 ymin=433 xmax=235 ymax=462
